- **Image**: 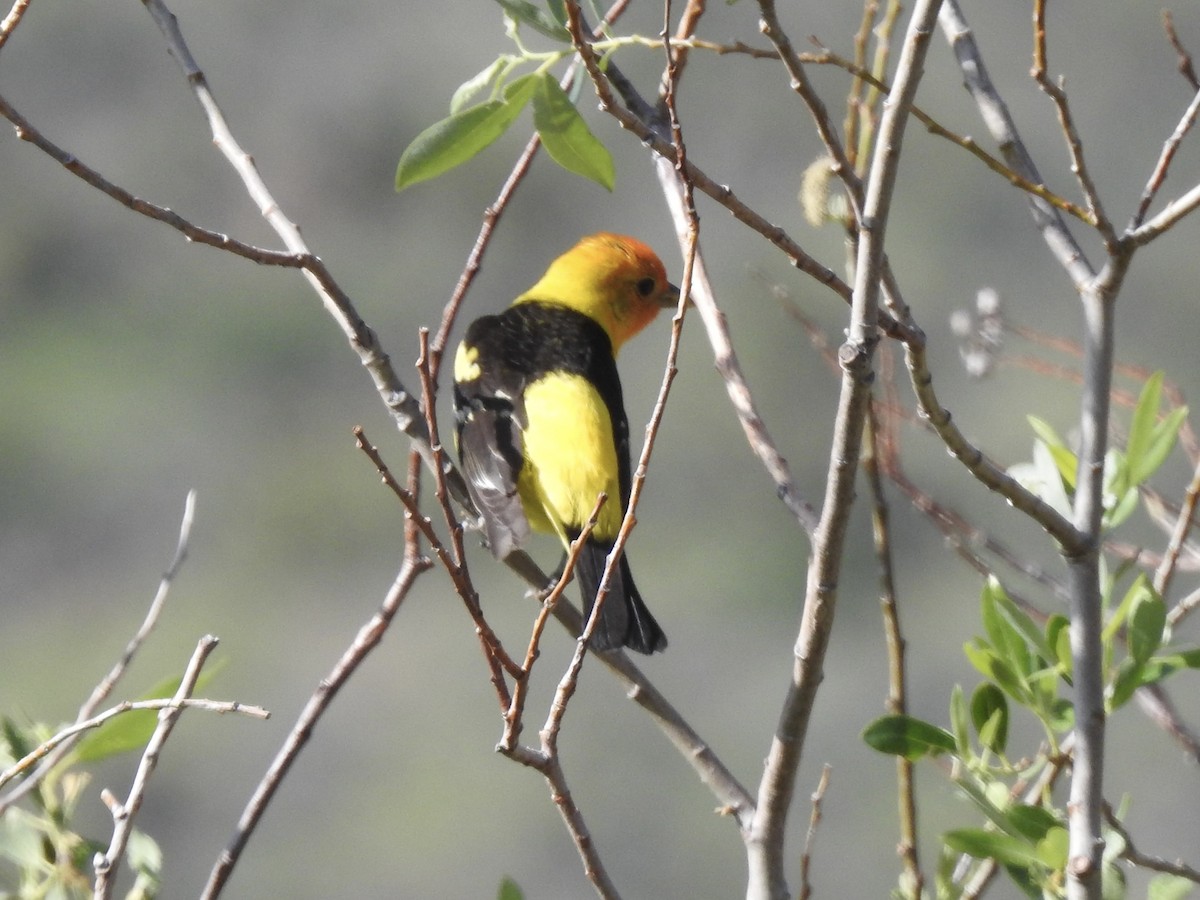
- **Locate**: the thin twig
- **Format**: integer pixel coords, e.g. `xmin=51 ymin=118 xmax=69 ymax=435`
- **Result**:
xmin=93 ymin=635 xmax=220 ymax=899
xmin=565 ymin=6 xmax=821 ymax=537
xmin=1103 ymin=805 xmax=1200 ymax=883
xmin=354 ymin=424 xmax=521 ymax=690
xmin=0 ymin=94 xmax=307 ymax=268
xmin=1129 ymin=88 xmax=1200 ymax=231
xmin=797 ymin=764 xmax=832 ymax=900
xmin=864 ymin=402 xmax=923 ymax=898
xmin=0 ymin=491 xmax=198 ymax=814
xmin=500 ymin=494 xmax=607 ymax=752
xmin=1162 ymin=11 xmax=1200 ymax=92
xmin=749 ymin=3 xmax=947 ymax=897
xmin=0 ymin=0 xmax=32 ymax=51
xmin=905 ymin=340 xmax=1087 ymax=555
xmin=134 ymin=0 xmax=474 ymax=513
xmin=757 ymin=0 xmax=862 ymax=222
xmin=200 ymin=549 xmax=431 ymax=899
xmin=0 ymin=695 xmax=267 ymax=791
xmin=938 ymin=0 xmax=1096 ymax=292
xmin=1030 ymin=0 xmax=1115 ymax=248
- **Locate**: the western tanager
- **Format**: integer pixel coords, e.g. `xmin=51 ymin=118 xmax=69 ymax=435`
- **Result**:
xmin=453 ymin=233 xmax=677 ymax=654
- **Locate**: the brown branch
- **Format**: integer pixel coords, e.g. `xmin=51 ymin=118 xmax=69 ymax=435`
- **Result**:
xmin=797 ymin=765 xmax=832 ymax=900
xmin=0 ymin=695 xmax=267 ymax=792
xmin=939 ymin=0 xmax=1097 ymax=291
xmin=0 ymin=0 xmax=32 ymax=51
xmin=864 ymin=400 xmax=924 ymax=899
xmin=804 ymin=44 xmax=1094 ymax=224
xmin=1030 ymin=0 xmax=1115 ymax=247
xmin=1125 ymin=21 xmax=1200 ymax=233
xmin=354 ymin=425 xmax=521 ymax=694
xmin=94 ymin=636 xmax=221 ymax=899
xmin=0 ymin=491 xmax=199 ymax=813
xmin=500 ymin=495 xmax=607 ymax=753
xmin=1162 ymin=11 xmax=1200 ymax=92
xmin=758 ymin=0 xmax=862 ymax=222
xmin=750 ymin=2 xmax=946 ymax=895
xmin=1104 ymin=805 xmax=1200 ymax=883
xmin=201 ymin=547 xmax=431 ymax=899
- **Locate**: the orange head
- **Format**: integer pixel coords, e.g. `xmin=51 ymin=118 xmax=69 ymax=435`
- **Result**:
xmin=516 ymin=233 xmax=678 ymax=352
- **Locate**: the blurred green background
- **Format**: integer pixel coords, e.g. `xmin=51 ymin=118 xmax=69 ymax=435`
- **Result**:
xmin=3 ymin=1 xmax=1200 ymax=897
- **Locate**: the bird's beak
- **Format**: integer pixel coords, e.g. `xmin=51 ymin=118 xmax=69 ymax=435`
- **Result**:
xmin=661 ymin=282 xmax=682 ymax=308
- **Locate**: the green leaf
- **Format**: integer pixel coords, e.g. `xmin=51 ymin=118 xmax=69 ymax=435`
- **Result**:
xmin=985 ymin=579 xmax=1056 ymax=668
xmin=1 ymin=715 xmax=34 ymax=762
xmin=1129 ymin=585 xmax=1166 ymax=666
xmin=943 ymin=828 xmax=1041 ymax=868
xmin=1135 ymin=648 xmax=1200 ymax=687
xmin=531 ymin=72 xmax=615 ymax=190
xmin=74 ymin=665 xmax=223 ymax=763
xmin=1138 ymin=405 xmax=1189 ymax=486
xmin=1027 ymin=415 xmax=1078 ymax=489
xmin=127 ymin=829 xmax=163 ymax=898
xmin=1147 ymin=647 xmax=1200 ymax=677
xmin=950 ymin=684 xmax=971 ymax=757
xmin=1047 ymin=697 xmax=1074 ymax=732
xmin=1104 ymin=478 xmax=1140 ymax=528
xmin=1045 ymin=614 xmax=1072 ymax=676
xmin=1147 ymin=873 xmax=1195 ymax=900
xmin=964 ymin=640 xmax=1029 ymax=704
xmin=1126 ymin=371 xmax=1164 ymax=484
xmin=981 ymin=581 xmax=1032 ymax=677
xmin=450 ymin=58 xmax=509 ymax=114
xmin=498 ymin=875 xmax=525 ymax=900
xmin=1102 ymin=575 xmax=1152 ymax=645
xmin=544 ymin=0 xmax=568 ymax=30
xmin=494 ymin=0 xmax=570 ymax=40
xmin=970 ymin=683 xmax=1009 ymax=754
xmin=862 ymin=714 xmax=956 ymax=760
xmin=1108 ymin=657 xmax=1144 ymax=711
xmin=1035 ymin=826 xmax=1069 ymax=868
xmin=395 ymin=75 xmax=538 ymax=191
xmin=74 ymin=710 xmax=159 ymax=765
xmin=1101 ymin=860 xmax=1127 ymax=900
xmin=1005 ymin=804 xmax=1061 ymax=843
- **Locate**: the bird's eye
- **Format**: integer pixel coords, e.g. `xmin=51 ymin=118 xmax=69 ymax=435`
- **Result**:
xmin=635 ymin=276 xmax=657 ymax=297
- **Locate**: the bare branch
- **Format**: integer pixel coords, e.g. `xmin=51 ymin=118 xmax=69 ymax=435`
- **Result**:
xmin=757 ymin=0 xmax=862 ymax=221
xmin=201 ymin=550 xmax=432 ymax=899
xmin=93 ymin=635 xmax=220 ymax=899
xmin=1104 ymin=805 xmax=1200 ymax=883
xmin=749 ymin=3 xmax=947 ymax=897
xmin=500 ymin=494 xmax=607 ymax=753
xmin=1030 ymin=0 xmax=1115 ymax=247
xmin=565 ymin=6 xmax=821 ymax=536
xmin=797 ymin=765 xmax=832 ymax=900
xmin=0 ymin=94 xmax=308 ymax=267
xmin=0 ymin=694 xmax=267 ymax=791
xmin=1162 ymin=11 xmax=1200 ymax=92
xmin=938 ymin=0 xmax=1097 ymax=291
xmin=1128 ymin=178 xmax=1200 ymax=246
xmin=0 ymin=491 xmax=199 ymax=814
xmin=1128 ymin=84 xmax=1200 ymax=231
xmin=0 ymin=0 xmax=33 ymax=51
xmin=864 ymin=402 xmax=923 ymax=898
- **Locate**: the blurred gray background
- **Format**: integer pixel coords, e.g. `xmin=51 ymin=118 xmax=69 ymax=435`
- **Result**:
xmin=2 ymin=1 xmax=1199 ymax=897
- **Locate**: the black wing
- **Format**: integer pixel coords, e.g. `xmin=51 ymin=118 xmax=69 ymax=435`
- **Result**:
xmin=453 ymin=313 xmax=532 ymax=560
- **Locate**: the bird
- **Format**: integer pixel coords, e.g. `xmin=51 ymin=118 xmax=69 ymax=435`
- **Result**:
xmin=452 ymin=232 xmax=677 ymax=654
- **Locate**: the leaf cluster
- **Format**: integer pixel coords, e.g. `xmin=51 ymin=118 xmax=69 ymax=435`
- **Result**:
xmin=1 ymin=714 xmax=163 ymax=900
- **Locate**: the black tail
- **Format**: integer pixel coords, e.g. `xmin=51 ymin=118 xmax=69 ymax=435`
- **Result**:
xmin=571 ymin=537 xmax=667 ymax=654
